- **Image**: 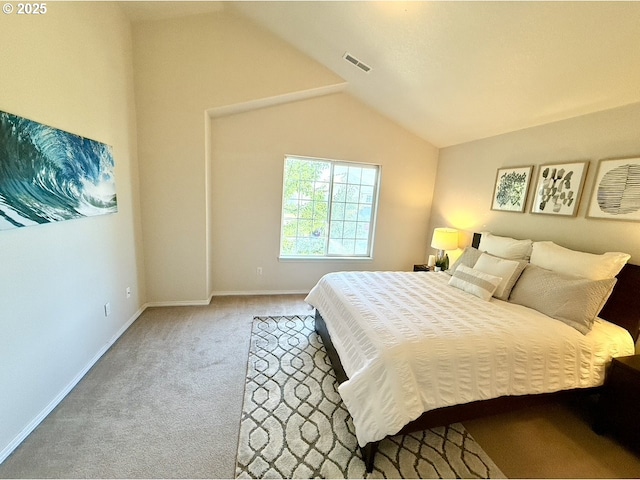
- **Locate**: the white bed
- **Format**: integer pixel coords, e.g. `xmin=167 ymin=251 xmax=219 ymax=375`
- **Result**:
xmin=305 ymin=270 xmax=635 ymax=448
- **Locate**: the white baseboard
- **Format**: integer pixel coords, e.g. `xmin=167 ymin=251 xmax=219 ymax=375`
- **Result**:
xmin=0 ymin=305 xmax=147 ymax=465
xmin=210 ymin=290 xmax=309 ymax=296
xmin=145 ymin=297 xmax=212 ymax=308
xmin=144 ymin=291 xmax=309 ymax=308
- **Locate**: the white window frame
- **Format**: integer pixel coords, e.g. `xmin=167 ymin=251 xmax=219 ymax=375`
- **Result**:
xmin=279 ymin=155 xmax=381 ymax=260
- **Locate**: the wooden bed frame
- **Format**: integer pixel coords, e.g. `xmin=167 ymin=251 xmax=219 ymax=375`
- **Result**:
xmin=314 ymin=234 xmax=640 ymax=472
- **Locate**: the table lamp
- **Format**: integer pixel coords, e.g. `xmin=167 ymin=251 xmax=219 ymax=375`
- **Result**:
xmin=430 ymin=227 xmax=458 ymax=270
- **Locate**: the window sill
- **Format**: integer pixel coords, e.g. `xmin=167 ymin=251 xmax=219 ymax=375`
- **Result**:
xmin=278 ymin=256 xmax=373 ymax=262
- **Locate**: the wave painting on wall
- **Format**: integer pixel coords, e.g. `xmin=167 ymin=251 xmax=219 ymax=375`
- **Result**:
xmin=0 ymin=110 xmax=117 ymax=230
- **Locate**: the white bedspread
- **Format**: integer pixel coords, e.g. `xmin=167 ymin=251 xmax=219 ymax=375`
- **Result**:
xmin=305 ymin=271 xmax=635 ymax=447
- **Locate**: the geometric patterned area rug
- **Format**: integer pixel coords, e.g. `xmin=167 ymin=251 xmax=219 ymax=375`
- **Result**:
xmin=235 ymin=315 xmax=506 ymax=479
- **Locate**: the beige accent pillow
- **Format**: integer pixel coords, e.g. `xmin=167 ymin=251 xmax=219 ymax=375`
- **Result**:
xmin=530 ymin=241 xmax=630 ymax=280
xmin=478 ymin=233 xmax=533 ymax=260
xmin=473 ymin=253 xmax=527 ymax=301
xmin=446 ymin=247 xmax=483 ymax=276
xmin=509 ymin=264 xmax=617 ymax=334
xmin=448 ymin=264 xmax=503 ymax=301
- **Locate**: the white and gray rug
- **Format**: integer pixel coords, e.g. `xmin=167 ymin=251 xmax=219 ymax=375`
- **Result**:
xmin=235 ymin=315 xmax=505 ymax=479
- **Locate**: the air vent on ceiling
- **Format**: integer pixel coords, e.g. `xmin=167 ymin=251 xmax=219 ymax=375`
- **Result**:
xmin=343 ymin=52 xmax=372 ymax=73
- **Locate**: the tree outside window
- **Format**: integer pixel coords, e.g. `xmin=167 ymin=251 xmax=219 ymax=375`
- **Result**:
xmin=280 ymin=156 xmax=380 ymax=258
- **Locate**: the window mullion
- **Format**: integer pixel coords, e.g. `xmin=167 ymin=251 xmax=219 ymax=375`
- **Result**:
xmin=325 ymin=161 xmax=335 ymax=256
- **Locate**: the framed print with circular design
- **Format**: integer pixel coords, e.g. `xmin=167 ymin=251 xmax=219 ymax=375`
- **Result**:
xmin=586 ymin=157 xmax=640 ymax=222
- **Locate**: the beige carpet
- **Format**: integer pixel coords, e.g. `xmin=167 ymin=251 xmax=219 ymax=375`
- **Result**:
xmin=0 ymin=304 xmax=249 ymax=478
xmin=0 ymin=296 xmax=311 ymax=479
xmin=1 ymin=295 xmax=639 ymax=478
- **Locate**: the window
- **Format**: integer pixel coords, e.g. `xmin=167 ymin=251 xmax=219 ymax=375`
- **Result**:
xmin=279 ymin=155 xmax=380 ymax=258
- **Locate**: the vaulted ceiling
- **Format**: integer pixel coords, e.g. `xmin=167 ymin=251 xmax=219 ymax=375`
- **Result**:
xmin=122 ymin=1 xmax=640 ymax=148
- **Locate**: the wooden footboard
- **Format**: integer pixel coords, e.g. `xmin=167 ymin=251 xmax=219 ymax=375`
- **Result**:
xmin=314 ymin=309 xmax=347 ymax=384
xmin=314 ymin=310 xmax=380 ymax=471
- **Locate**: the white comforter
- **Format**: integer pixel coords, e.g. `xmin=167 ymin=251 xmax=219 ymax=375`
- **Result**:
xmin=305 ymin=271 xmax=635 ymax=447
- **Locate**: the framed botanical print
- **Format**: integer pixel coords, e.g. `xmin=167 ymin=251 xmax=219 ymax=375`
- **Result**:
xmin=586 ymin=157 xmax=640 ymax=221
xmin=530 ymin=161 xmax=588 ymax=216
xmin=490 ymin=166 xmax=533 ymax=213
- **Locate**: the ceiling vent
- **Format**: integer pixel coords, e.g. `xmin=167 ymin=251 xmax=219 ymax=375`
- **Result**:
xmin=343 ymin=52 xmax=372 ymax=73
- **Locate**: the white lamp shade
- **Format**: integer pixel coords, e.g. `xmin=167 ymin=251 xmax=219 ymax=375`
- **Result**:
xmin=431 ymin=228 xmax=459 ymax=251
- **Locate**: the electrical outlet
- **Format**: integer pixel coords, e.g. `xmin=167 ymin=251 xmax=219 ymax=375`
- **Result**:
xmin=126 ymin=287 xmax=131 ymax=298
xmin=104 ymin=302 xmax=111 ymax=317
xmin=257 ymin=267 xmax=263 ymax=276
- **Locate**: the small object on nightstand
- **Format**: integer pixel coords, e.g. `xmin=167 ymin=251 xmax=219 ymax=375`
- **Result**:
xmin=414 ymin=264 xmax=432 ymax=272
xmin=594 ymin=354 xmax=640 ymax=452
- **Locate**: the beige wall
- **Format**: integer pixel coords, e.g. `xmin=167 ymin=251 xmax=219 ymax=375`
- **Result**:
xmin=430 ymin=103 xmax=640 ymax=263
xmin=132 ymin=9 xmax=345 ymax=303
xmin=0 ymin=3 xmax=144 ymax=461
xmin=210 ymin=93 xmax=439 ymax=294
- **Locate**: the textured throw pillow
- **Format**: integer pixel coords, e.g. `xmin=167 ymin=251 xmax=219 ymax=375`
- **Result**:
xmin=448 ymin=264 xmax=503 ymax=301
xmin=473 ymin=253 xmax=527 ymax=301
xmin=509 ymin=264 xmax=617 ymax=334
xmin=478 ymin=233 xmax=533 ymax=260
xmin=530 ymin=241 xmax=630 ymax=280
xmin=446 ymin=247 xmax=483 ymax=276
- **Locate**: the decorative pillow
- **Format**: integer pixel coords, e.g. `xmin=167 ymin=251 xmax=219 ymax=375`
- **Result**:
xmin=448 ymin=264 xmax=503 ymax=301
xmin=472 ymin=253 xmax=527 ymax=301
xmin=509 ymin=264 xmax=617 ymax=335
xmin=479 ymin=233 xmax=533 ymax=260
xmin=530 ymin=241 xmax=630 ymax=280
xmin=446 ymin=247 xmax=483 ymax=276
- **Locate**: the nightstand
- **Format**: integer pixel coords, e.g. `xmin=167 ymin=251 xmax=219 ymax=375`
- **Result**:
xmin=594 ymin=354 xmax=640 ymax=452
xmin=413 ymin=264 xmax=432 ymax=272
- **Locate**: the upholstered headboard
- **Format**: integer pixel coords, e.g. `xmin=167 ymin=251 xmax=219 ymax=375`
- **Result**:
xmin=599 ymin=263 xmax=640 ymax=342
xmin=471 ymin=232 xmax=640 ymax=342
xmin=472 ymin=232 xmax=482 ymax=249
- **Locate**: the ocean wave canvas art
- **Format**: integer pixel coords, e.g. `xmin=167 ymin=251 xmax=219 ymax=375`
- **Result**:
xmin=0 ymin=110 xmax=117 ymax=230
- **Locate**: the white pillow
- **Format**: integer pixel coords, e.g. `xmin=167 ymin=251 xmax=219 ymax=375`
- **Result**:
xmin=479 ymin=233 xmax=533 ymax=260
xmin=473 ymin=253 xmax=527 ymax=301
xmin=448 ymin=264 xmax=503 ymax=301
xmin=530 ymin=241 xmax=630 ymax=280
